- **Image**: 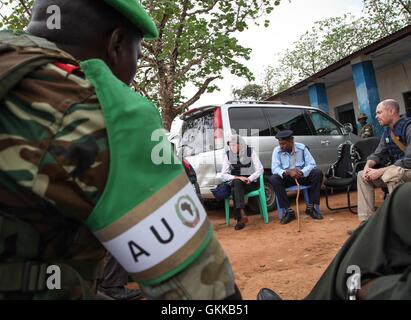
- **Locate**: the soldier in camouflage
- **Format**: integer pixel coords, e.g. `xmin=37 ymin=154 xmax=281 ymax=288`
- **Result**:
xmin=0 ymin=0 xmax=240 ymax=300
xmin=358 ymin=113 xmax=374 ymax=138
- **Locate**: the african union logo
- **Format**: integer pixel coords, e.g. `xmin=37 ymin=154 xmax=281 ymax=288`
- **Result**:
xmin=175 ymin=195 xmax=200 ymax=228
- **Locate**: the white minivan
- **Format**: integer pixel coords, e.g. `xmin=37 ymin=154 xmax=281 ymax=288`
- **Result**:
xmin=171 ymin=101 xmax=358 ymax=211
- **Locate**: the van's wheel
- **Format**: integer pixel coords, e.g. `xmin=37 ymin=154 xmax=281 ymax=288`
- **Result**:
xmin=264 ymin=179 xmax=276 ymax=212
xmin=246 ymin=178 xmax=277 ymax=213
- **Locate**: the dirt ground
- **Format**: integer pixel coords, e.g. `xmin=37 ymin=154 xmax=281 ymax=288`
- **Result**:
xmin=207 ymin=189 xmax=386 ymax=300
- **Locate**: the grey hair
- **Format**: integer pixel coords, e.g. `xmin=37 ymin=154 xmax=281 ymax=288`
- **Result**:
xmin=228 ymin=134 xmax=247 ymax=148
xmin=381 ymin=99 xmax=400 ymax=114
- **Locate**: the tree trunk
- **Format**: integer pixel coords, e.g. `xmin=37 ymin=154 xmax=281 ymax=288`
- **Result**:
xmin=157 ymin=64 xmax=176 ymax=131
xmin=162 ymin=105 xmax=177 ymax=131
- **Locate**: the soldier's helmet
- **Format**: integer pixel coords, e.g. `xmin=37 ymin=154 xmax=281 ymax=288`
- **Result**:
xmin=358 ymin=113 xmax=368 ymax=121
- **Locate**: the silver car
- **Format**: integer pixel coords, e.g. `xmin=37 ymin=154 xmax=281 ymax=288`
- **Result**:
xmin=170 ymin=101 xmax=358 ymax=211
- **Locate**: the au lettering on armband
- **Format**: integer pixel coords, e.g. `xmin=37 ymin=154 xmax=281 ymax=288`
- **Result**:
xmin=92 ymin=176 xmax=212 ymax=285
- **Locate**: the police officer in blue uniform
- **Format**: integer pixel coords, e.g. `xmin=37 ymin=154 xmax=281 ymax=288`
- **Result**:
xmin=269 ymin=130 xmax=323 ymax=224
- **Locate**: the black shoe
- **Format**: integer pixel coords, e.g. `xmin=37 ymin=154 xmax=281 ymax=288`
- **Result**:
xmin=97 ymin=286 xmax=143 ymax=300
xmin=280 ymin=210 xmax=296 ymax=224
xmin=257 ymin=288 xmax=283 ymax=300
xmin=306 ymin=207 xmax=323 ymax=220
xmin=234 ymin=221 xmax=246 ymax=230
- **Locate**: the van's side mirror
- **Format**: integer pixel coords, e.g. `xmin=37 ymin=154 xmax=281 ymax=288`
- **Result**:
xmin=342 ymin=123 xmax=353 ymax=135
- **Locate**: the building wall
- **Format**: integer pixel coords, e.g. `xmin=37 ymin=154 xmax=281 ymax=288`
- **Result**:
xmin=275 ymin=56 xmax=411 ymax=119
xmin=375 ymin=57 xmax=411 ymax=115
xmin=326 ymin=80 xmax=358 ymax=118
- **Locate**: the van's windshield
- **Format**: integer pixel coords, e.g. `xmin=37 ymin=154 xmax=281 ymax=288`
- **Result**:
xmin=181 ymin=111 xmax=214 ymax=157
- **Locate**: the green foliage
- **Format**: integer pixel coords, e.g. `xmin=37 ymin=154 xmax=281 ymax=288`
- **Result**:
xmin=0 ymin=0 xmax=281 ymax=129
xmin=135 ymin=0 xmax=281 ymax=128
xmin=0 ymin=0 xmax=33 ymax=31
xmin=233 ymin=83 xmax=270 ymax=101
xmin=260 ymin=0 xmax=411 ymax=96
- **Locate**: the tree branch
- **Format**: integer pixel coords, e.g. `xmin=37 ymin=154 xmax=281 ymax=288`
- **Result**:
xmin=225 ymin=4 xmax=247 ymax=34
xmin=176 ymin=76 xmax=219 ymax=113
xmin=136 ymin=63 xmax=157 ymax=69
xmin=170 ymin=0 xmax=190 ymax=73
xmin=132 ymin=81 xmax=149 ymax=97
xmin=142 ymin=41 xmax=156 ymax=55
xmin=139 ymin=53 xmax=157 ymax=66
xmin=397 ymin=0 xmax=411 ymax=14
xmin=0 ymin=10 xmax=6 ymax=21
xmin=147 ymin=0 xmax=154 ymax=14
xmin=177 ymin=54 xmax=207 ymax=78
xmin=188 ymin=0 xmax=219 ymax=16
xmin=158 ymin=13 xmax=170 ymax=38
xmin=18 ymin=0 xmax=31 ymax=16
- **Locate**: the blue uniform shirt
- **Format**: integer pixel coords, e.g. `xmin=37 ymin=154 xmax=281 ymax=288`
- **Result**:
xmin=271 ymin=142 xmax=317 ymax=178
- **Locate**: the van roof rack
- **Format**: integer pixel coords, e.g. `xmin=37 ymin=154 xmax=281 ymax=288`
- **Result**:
xmin=225 ymin=100 xmax=289 ymax=105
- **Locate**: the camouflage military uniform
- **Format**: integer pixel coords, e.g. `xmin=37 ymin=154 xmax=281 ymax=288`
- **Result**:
xmin=0 ymin=32 xmax=236 ymax=300
xmin=359 ymin=123 xmax=374 ymax=138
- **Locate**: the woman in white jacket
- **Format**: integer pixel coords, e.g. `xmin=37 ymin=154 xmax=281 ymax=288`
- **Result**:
xmin=221 ymin=135 xmax=264 ymax=230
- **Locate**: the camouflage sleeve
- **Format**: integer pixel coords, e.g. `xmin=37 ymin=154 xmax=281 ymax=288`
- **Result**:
xmin=140 ymin=232 xmax=237 ymax=300
xmin=0 ymin=62 xmax=108 ymax=221
xmin=0 ymin=62 xmax=108 ymax=270
xmin=0 ymin=62 xmax=237 ymax=299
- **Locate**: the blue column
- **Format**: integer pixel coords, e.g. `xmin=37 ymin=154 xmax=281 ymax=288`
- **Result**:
xmin=352 ymin=61 xmax=382 ymax=136
xmin=308 ymin=83 xmax=329 ymax=113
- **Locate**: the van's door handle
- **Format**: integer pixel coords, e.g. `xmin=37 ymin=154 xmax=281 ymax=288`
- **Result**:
xmin=321 ymin=140 xmax=330 ymax=145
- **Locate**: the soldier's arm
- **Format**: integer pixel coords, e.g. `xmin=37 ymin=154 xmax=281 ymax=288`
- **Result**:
xmin=140 ymin=232 xmax=240 ymax=300
xmin=60 ymin=108 xmax=238 ymax=299
xmin=8 ymin=63 xmax=239 ymax=300
xmin=49 ymin=99 xmax=239 ymax=299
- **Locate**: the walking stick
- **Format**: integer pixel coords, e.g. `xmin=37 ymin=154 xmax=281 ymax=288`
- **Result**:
xmin=295 ymin=178 xmax=301 ymax=232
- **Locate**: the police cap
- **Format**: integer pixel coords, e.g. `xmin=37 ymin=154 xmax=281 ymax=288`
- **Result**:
xmin=102 ymin=0 xmax=159 ymax=39
xmin=275 ymin=130 xmax=294 ymax=141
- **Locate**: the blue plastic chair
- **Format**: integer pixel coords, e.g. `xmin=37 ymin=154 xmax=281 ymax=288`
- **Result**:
xmin=275 ymin=185 xmax=320 ymax=219
xmin=224 ymin=175 xmax=269 ymax=225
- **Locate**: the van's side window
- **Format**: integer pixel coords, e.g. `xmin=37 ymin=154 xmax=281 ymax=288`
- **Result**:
xmin=228 ymin=108 xmax=270 ymax=137
xmin=264 ymin=108 xmax=312 ymax=136
xmin=308 ymin=111 xmax=341 ymax=136
xmin=181 ymin=112 xmax=214 ymax=156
